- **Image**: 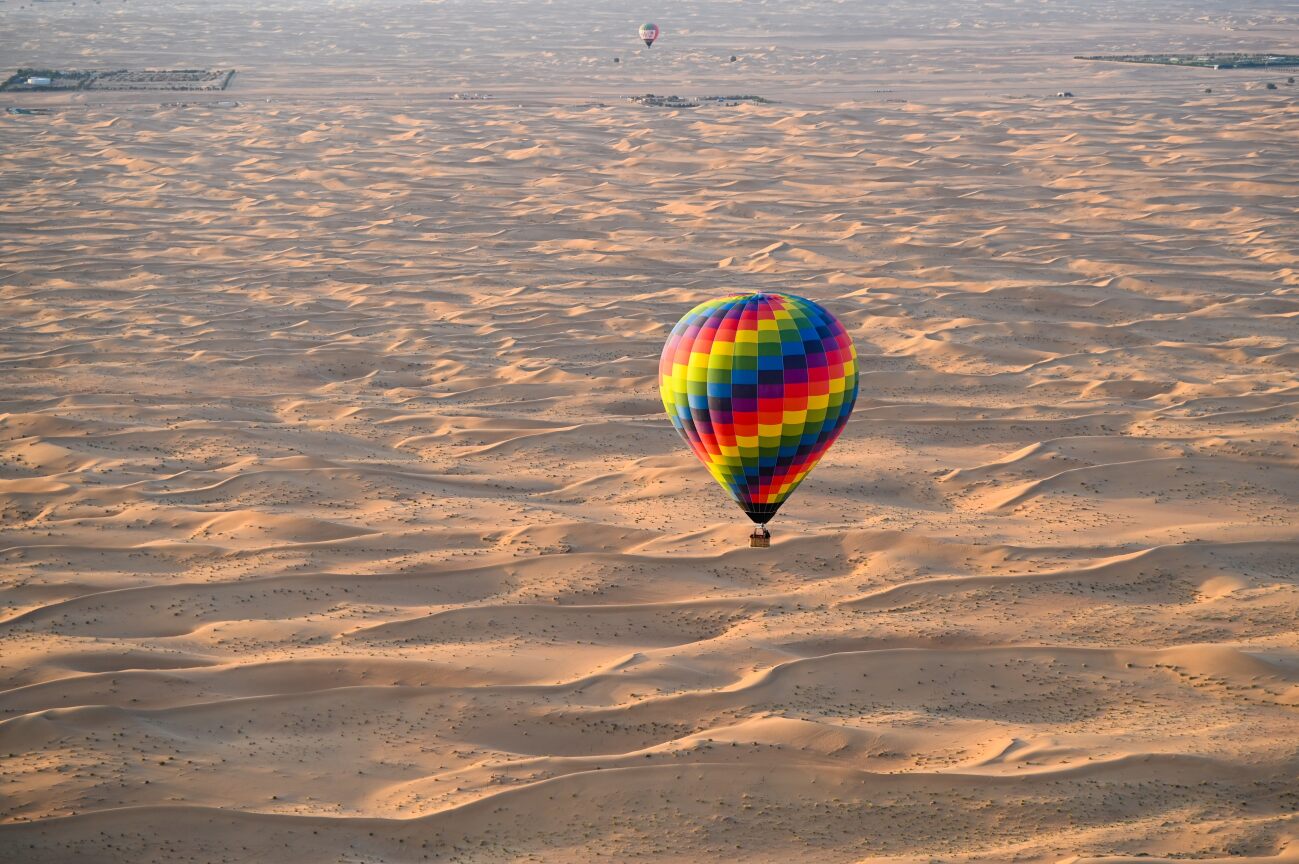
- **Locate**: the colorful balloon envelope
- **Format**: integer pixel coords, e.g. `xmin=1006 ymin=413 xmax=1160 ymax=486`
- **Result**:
xmin=639 ymin=22 xmax=660 ymax=47
xmin=660 ymin=293 xmax=858 ymax=525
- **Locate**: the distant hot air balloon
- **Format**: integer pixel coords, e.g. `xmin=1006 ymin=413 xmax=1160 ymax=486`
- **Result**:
xmin=660 ymin=293 xmax=858 ymax=546
xmin=639 ymin=22 xmax=660 ymax=48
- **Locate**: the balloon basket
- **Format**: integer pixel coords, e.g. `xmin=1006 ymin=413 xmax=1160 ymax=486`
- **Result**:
xmin=749 ymin=527 xmax=771 ymax=548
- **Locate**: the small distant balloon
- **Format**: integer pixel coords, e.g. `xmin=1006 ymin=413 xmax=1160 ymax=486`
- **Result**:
xmin=639 ymin=22 xmax=660 ymax=48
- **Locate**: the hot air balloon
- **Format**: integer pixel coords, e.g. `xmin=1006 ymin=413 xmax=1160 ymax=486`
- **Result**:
xmin=639 ymin=22 xmax=660 ymax=48
xmin=660 ymin=293 xmax=858 ymax=546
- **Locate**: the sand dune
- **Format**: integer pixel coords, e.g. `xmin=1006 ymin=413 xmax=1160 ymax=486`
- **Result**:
xmin=2 ymin=0 xmax=1298 ymax=860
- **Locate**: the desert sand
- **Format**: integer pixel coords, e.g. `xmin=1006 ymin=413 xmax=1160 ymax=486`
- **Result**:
xmin=1 ymin=0 xmax=1297 ymax=861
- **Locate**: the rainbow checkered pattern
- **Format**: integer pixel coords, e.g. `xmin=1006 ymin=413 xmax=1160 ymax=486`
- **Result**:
xmin=660 ymin=292 xmax=858 ymax=524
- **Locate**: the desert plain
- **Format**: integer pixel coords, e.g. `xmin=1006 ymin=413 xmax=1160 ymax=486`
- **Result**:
xmin=1 ymin=0 xmax=1298 ymax=861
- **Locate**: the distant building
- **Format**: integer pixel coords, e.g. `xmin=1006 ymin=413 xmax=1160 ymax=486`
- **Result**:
xmin=26 ymin=76 xmax=52 ymax=87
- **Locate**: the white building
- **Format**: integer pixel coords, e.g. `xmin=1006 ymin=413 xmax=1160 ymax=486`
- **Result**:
xmin=26 ymin=76 xmax=53 ymax=87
